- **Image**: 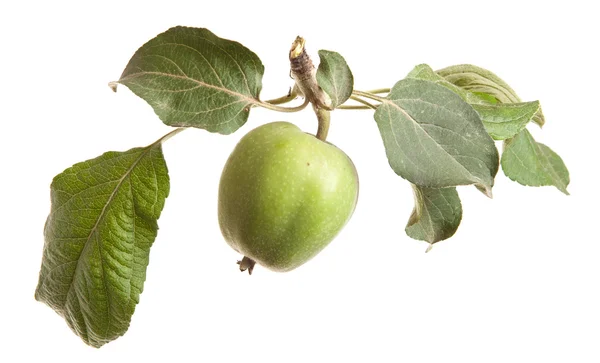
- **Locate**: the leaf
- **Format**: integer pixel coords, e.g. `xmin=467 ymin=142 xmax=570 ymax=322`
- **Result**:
xmin=436 ymin=64 xmax=545 ymax=127
xmin=110 ymin=26 xmax=264 ymax=134
xmin=407 ymin=65 xmax=540 ymax=140
xmin=436 ymin=64 xmax=521 ymax=104
xmin=34 ymin=132 xmax=175 ymax=348
xmin=316 ymin=50 xmax=354 ymax=108
xmin=374 ymin=78 xmax=499 ymax=196
xmin=472 ymin=101 xmax=541 ymax=140
xmin=407 ymin=64 xmax=486 ymax=105
xmin=406 ymin=185 xmax=462 ymax=246
xmin=472 ymin=92 xmax=499 ymax=104
xmin=501 ymin=129 xmax=570 ymax=194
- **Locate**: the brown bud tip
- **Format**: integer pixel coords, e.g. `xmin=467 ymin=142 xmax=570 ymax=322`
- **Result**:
xmin=289 ymin=36 xmax=306 ymax=60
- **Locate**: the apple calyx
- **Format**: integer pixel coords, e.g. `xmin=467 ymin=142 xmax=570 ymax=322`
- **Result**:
xmin=237 ymin=256 xmax=256 ymax=275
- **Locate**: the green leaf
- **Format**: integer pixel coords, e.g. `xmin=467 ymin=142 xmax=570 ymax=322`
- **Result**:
xmin=436 ymin=64 xmax=545 ymax=127
xmin=406 ymin=64 xmax=485 ymax=105
xmin=472 ymin=92 xmax=499 ymax=104
xmin=408 ymin=65 xmax=542 ymax=137
xmin=472 ymin=101 xmax=541 ymax=140
xmin=110 ymin=26 xmax=264 ymax=134
xmin=406 ymin=185 xmax=462 ymax=246
xmin=34 ymin=132 xmax=175 ymax=348
xmin=316 ymin=50 xmax=354 ymax=108
xmin=501 ymin=129 xmax=570 ymax=194
xmin=374 ymin=78 xmax=499 ymax=196
xmin=436 ymin=64 xmax=521 ymax=104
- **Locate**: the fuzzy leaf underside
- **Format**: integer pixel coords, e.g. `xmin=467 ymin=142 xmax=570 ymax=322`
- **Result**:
xmin=501 ymin=129 xmax=570 ymax=194
xmin=112 ymin=26 xmax=264 ymax=134
xmin=374 ymin=78 xmax=499 ymax=196
xmin=316 ymin=50 xmax=354 ymax=108
xmin=35 ymin=141 xmax=170 ymax=348
xmin=406 ymin=185 xmax=462 ymax=244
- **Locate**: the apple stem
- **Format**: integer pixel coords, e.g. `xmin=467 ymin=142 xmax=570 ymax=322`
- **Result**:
xmin=289 ymin=37 xmax=332 ymax=141
xmin=237 ymin=256 xmax=256 ymax=275
xmin=315 ymin=106 xmax=331 ymax=141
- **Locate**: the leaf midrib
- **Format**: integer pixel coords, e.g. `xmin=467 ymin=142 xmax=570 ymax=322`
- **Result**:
xmin=118 ymin=70 xmax=258 ymax=106
xmin=381 ymin=99 xmax=481 ymax=185
xmin=62 ymin=144 xmax=156 ymax=319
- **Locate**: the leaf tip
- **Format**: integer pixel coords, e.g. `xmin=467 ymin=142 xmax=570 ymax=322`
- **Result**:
xmin=476 ymin=184 xmax=494 ymax=199
xmin=108 ymin=81 xmax=119 ymax=93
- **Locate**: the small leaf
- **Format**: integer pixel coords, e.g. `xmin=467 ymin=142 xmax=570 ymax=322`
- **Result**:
xmin=406 ymin=64 xmax=485 ymax=105
xmin=374 ymin=78 xmax=499 ymax=196
xmin=406 ymin=185 xmax=462 ymax=245
xmin=436 ymin=64 xmax=545 ymax=127
xmin=436 ymin=64 xmax=521 ymax=104
xmin=501 ymin=129 xmax=570 ymax=194
xmin=111 ymin=26 xmax=264 ymax=134
xmin=316 ymin=50 xmax=354 ymax=108
xmin=408 ymin=65 xmax=543 ymax=136
xmin=35 ymin=134 xmax=173 ymax=347
xmin=472 ymin=101 xmax=541 ymax=140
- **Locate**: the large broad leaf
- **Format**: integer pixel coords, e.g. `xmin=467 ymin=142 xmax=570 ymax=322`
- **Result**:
xmin=436 ymin=64 xmax=545 ymax=127
xmin=405 ymin=185 xmax=462 ymax=247
xmin=407 ymin=65 xmax=540 ymax=139
xmin=501 ymin=129 xmax=570 ymax=195
xmin=35 ymin=134 xmax=174 ymax=348
xmin=374 ymin=78 xmax=499 ymax=196
xmin=110 ymin=26 xmax=264 ymax=134
xmin=472 ymin=101 xmax=540 ymax=140
xmin=316 ymin=50 xmax=354 ymax=108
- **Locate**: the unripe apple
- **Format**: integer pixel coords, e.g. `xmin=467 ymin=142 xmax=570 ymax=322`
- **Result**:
xmin=218 ymin=121 xmax=359 ymax=273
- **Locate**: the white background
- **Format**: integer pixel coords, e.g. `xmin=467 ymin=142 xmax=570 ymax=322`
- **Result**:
xmin=1 ymin=1 xmax=598 ymax=362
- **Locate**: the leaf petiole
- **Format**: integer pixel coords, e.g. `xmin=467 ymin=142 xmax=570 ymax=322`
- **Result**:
xmin=337 ymin=105 xmax=371 ymax=110
xmin=256 ymin=97 xmax=310 ymax=113
xmin=364 ymin=88 xmax=390 ymax=95
xmin=157 ymin=127 xmax=186 ymax=144
xmin=261 ymin=88 xmax=298 ymax=105
xmin=352 ymin=90 xmax=386 ymax=102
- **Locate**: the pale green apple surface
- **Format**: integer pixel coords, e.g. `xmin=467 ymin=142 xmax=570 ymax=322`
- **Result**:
xmin=218 ymin=122 xmax=359 ymax=272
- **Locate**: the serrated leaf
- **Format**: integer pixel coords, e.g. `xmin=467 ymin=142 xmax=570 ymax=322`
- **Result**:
xmin=316 ymin=50 xmax=354 ymax=108
xmin=472 ymin=101 xmax=541 ymax=140
xmin=35 ymin=135 xmax=173 ymax=348
xmin=111 ymin=26 xmax=264 ymax=134
xmin=501 ymin=129 xmax=570 ymax=194
xmin=436 ymin=64 xmax=545 ymax=127
xmin=374 ymin=78 xmax=499 ymax=196
xmin=406 ymin=185 xmax=462 ymax=245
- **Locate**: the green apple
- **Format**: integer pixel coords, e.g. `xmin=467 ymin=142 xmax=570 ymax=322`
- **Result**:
xmin=218 ymin=121 xmax=359 ymax=273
